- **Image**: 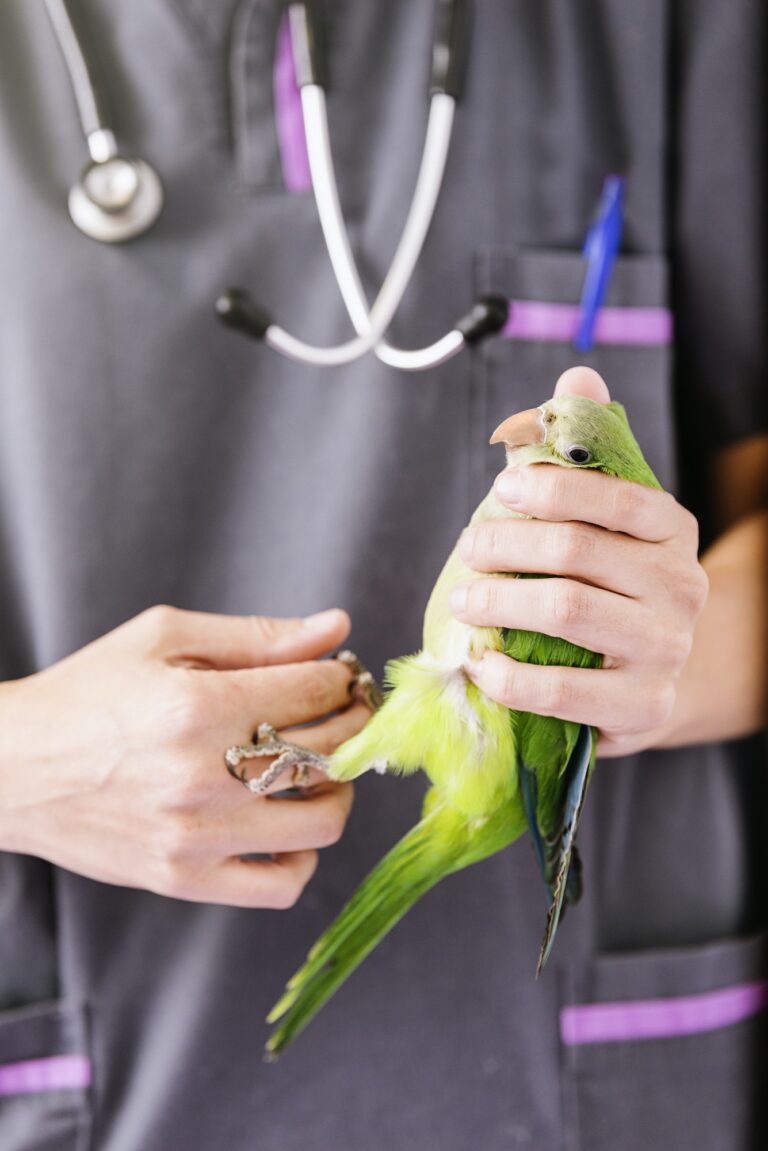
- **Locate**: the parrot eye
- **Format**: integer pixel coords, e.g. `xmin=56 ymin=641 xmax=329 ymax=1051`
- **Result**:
xmin=565 ymin=445 xmax=592 ymax=465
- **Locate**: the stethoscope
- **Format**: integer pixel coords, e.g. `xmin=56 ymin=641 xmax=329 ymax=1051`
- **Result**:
xmin=43 ymin=0 xmax=163 ymax=244
xmin=45 ymin=0 xmax=507 ymax=369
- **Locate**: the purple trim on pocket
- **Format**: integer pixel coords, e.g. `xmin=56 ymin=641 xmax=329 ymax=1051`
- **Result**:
xmin=273 ymin=12 xmax=311 ymax=192
xmin=0 ymin=1055 xmax=91 ymax=1096
xmin=502 ymin=300 xmax=673 ymax=347
xmin=560 ymin=979 xmax=768 ymax=1046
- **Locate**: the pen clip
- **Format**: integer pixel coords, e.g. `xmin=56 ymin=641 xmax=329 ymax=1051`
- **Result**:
xmin=573 ymin=175 xmax=625 ymax=353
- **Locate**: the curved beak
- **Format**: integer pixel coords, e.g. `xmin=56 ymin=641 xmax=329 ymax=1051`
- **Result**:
xmin=489 ymin=408 xmax=546 ymax=447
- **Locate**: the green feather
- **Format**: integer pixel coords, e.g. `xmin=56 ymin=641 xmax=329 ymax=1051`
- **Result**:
xmin=265 ymin=395 xmax=661 ymax=1055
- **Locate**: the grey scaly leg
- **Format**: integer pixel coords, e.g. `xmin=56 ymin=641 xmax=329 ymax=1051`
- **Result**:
xmin=225 ymin=723 xmax=330 ymax=795
xmin=224 ymin=652 xmax=383 ymax=794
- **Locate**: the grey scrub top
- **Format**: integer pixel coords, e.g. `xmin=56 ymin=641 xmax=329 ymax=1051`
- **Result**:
xmin=0 ymin=2 xmax=766 ymax=1149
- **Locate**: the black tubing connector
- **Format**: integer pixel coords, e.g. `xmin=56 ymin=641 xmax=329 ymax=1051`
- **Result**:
xmin=430 ymin=0 xmax=469 ymax=100
xmin=215 ymin=290 xmax=273 ymax=341
xmin=456 ymin=294 xmax=509 ymax=345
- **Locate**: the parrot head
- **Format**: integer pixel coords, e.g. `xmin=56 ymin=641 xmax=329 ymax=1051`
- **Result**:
xmin=490 ymin=394 xmax=658 ymax=485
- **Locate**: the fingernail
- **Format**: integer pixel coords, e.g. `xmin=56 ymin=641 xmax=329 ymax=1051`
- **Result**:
xmin=301 ymin=609 xmax=341 ymax=630
xmin=463 ymin=656 xmax=484 ymax=680
xmin=458 ymin=527 xmax=476 ymax=560
xmin=495 ymin=469 xmax=523 ymax=506
xmin=450 ymin=585 xmax=469 ymax=615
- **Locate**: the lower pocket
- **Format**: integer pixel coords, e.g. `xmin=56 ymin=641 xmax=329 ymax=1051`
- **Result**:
xmin=559 ymin=930 xmax=768 ymax=1151
xmin=0 ymin=1001 xmax=92 ymax=1151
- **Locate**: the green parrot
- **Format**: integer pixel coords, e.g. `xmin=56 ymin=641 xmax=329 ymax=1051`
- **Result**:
xmin=264 ymin=394 xmax=661 ymax=1057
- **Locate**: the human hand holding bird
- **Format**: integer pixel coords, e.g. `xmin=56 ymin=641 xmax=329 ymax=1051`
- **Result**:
xmin=243 ymin=366 xmax=707 ymax=1056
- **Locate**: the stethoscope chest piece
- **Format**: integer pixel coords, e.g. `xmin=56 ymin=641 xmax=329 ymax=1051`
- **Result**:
xmin=69 ymin=155 xmax=163 ymax=243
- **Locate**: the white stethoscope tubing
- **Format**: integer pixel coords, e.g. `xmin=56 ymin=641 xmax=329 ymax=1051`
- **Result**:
xmin=300 ymin=84 xmax=465 ymax=369
xmin=219 ymin=0 xmax=508 ymax=370
xmin=43 ymin=0 xmax=102 ymax=146
xmin=263 ymin=86 xmax=461 ymax=367
xmin=44 ymin=0 xmax=120 ymax=164
xmin=46 ymin=0 xmax=505 ymax=363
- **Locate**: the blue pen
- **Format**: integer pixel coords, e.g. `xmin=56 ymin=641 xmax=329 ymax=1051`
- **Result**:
xmin=573 ymin=175 xmax=625 ymax=352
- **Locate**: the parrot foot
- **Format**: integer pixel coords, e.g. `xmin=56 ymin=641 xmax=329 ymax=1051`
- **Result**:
xmin=224 ymin=723 xmax=329 ymax=795
xmin=335 ymin=650 xmax=384 ymax=711
xmin=224 ymin=652 xmax=381 ymax=794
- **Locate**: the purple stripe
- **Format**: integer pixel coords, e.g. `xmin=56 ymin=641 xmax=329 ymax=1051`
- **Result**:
xmin=560 ymin=979 xmax=768 ymax=1046
xmin=502 ymin=300 xmax=673 ymax=346
xmin=273 ymin=13 xmax=311 ymax=192
xmin=0 ymin=1055 xmax=91 ymax=1096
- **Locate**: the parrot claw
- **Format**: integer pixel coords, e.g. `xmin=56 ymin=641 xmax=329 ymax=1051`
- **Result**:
xmin=334 ymin=650 xmax=384 ymax=711
xmin=224 ymin=652 xmax=381 ymax=795
xmin=224 ymin=723 xmax=330 ymax=795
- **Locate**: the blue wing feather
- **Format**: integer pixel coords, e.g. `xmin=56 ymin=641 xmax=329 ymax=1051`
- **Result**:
xmin=518 ymin=762 xmax=548 ymax=896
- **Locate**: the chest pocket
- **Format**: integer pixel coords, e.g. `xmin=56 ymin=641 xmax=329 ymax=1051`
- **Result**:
xmin=469 ymin=248 xmax=674 ymax=500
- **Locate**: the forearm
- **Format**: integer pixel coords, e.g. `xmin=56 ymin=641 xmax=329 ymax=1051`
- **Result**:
xmin=657 ymin=508 xmax=768 ymax=748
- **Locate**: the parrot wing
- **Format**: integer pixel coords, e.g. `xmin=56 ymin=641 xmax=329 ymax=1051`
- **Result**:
xmin=503 ymin=604 xmax=600 ymax=974
xmin=517 ymin=723 xmax=593 ymax=975
xmin=533 ymin=722 xmax=593 ymax=976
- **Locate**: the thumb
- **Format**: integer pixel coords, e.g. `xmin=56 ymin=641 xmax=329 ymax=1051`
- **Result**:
xmin=554 ymin=366 xmax=611 ymax=404
xmin=139 ymin=606 xmax=352 ymax=669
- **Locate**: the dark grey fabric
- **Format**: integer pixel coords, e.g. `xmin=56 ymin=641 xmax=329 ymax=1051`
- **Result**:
xmin=0 ymin=1003 xmax=91 ymax=1151
xmin=0 ymin=2 xmax=765 ymax=1149
xmin=559 ymin=930 xmax=768 ymax=1150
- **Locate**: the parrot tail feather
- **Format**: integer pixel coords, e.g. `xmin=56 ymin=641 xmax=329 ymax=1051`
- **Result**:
xmin=265 ymin=793 xmax=521 ymax=1058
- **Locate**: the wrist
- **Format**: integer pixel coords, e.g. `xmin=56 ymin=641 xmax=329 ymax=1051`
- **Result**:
xmin=0 ymin=676 xmax=37 ymax=852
